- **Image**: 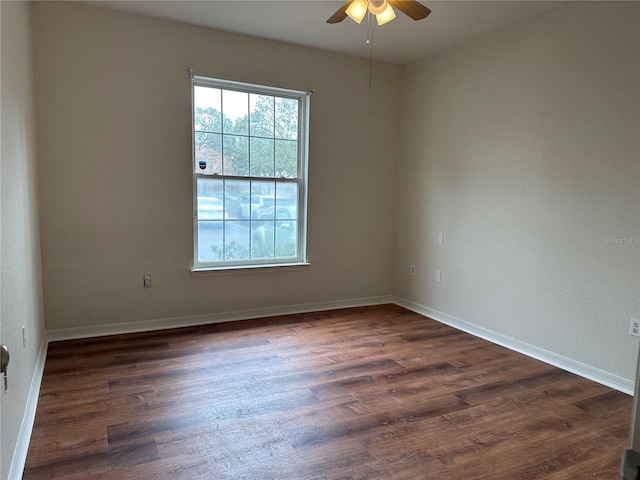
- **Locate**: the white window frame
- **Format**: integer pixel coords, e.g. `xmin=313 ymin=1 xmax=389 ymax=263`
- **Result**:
xmin=191 ymin=75 xmax=310 ymax=271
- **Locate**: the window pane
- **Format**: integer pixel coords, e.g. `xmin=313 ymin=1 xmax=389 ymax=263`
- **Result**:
xmin=225 ymin=221 xmax=250 ymax=260
xmin=198 ymin=222 xmax=223 ymax=262
xmin=194 ymin=86 xmax=221 ymax=133
xmin=275 ymin=97 xmax=298 ymax=140
xmin=222 ymin=90 xmax=248 ymax=135
xmin=194 ymin=132 xmax=222 ymax=174
xmin=276 ymin=220 xmax=297 ymax=258
xmin=251 ymin=220 xmax=274 ymax=259
xmin=223 ymin=135 xmax=249 ymax=176
xmin=197 ymin=177 xmax=223 ymax=199
xmin=250 ymin=137 xmax=275 ymax=177
xmin=250 ymin=94 xmax=274 ymax=138
xmin=275 ymin=139 xmax=298 ymax=178
xmin=250 ymin=180 xmax=276 ymax=219
xmin=196 ymin=182 xmax=224 ymax=230
xmin=275 ymin=182 xmax=297 ymax=220
xmin=225 ymin=179 xmax=249 ymax=221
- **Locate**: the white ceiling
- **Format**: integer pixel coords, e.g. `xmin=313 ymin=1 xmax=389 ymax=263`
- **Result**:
xmin=84 ymin=1 xmax=566 ymax=65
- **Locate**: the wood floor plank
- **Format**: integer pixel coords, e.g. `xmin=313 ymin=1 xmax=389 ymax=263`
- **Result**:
xmin=24 ymin=304 xmax=631 ymax=479
xmin=23 ymin=440 xmax=160 ymax=479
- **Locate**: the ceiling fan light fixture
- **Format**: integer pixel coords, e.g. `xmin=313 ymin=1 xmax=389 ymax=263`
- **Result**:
xmin=375 ymin=3 xmax=396 ymax=25
xmin=346 ymin=0 xmax=368 ymax=24
xmin=326 ymin=0 xmax=430 ymax=25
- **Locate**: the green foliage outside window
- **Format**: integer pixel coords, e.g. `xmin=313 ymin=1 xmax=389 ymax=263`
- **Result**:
xmin=194 ymin=94 xmax=298 ymax=179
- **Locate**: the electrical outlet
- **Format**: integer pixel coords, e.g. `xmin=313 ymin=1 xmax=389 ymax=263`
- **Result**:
xmin=143 ymin=274 xmax=152 ymax=289
xmin=410 ymin=265 xmax=416 ymax=276
xmin=437 ymin=233 xmax=444 ymax=245
xmin=22 ymin=325 xmax=26 ymax=348
xmin=630 ymin=318 xmax=640 ymax=337
xmin=435 ymin=270 xmax=442 ymax=283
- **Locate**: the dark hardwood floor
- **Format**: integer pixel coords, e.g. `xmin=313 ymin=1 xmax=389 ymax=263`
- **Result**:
xmin=24 ymin=304 xmax=631 ymax=479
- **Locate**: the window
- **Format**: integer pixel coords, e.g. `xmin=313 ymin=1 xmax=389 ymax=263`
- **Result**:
xmin=191 ymin=76 xmax=309 ymax=270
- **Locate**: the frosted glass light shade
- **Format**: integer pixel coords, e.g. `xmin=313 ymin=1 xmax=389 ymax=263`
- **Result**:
xmin=375 ymin=3 xmax=396 ymax=25
xmin=346 ymin=0 xmax=368 ymax=23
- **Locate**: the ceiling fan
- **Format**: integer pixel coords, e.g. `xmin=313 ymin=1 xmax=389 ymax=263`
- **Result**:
xmin=327 ymin=0 xmax=431 ymax=26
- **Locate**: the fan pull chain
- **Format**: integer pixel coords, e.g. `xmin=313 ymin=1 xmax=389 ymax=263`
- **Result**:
xmin=367 ymin=11 xmax=374 ymax=115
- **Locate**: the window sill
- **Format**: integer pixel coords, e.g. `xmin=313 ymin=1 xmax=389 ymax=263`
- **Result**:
xmin=191 ymin=262 xmax=311 ymax=277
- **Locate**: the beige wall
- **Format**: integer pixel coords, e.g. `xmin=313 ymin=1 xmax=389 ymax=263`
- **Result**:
xmin=1 ymin=1 xmax=46 ymax=477
xmin=394 ymin=1 xmax=640 ymax=381
xmin=31 ymin=2 xmax=399 ymax=330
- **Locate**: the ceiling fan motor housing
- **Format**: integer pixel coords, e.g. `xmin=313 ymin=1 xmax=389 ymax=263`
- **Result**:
xmin=368 ymin=0 xmax=388 ymax=15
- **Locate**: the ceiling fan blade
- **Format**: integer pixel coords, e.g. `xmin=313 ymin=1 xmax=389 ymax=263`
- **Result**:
xmin=387 ymin=0 xmax=431 ymax=20
xmin=327 ymin=0 xmax=354 ymax=23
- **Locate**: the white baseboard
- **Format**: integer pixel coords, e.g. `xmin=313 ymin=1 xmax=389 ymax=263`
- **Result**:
xmin=46 ymin=295 xmax=394 ymax=342
xmin=8 ymin=335 xmax=48 ymax=480
xmin=393 ymin=296 xmax=634 ymax=395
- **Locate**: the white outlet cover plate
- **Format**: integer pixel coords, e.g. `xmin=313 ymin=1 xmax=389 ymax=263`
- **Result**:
xmin=437 ymin=233 xmax=444 ymax=245
xmin=630 ymin=318 xmax=640 ymax=337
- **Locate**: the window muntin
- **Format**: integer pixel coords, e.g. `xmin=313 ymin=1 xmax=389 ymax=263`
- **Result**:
xmin=192 ymin=77 xmax=308 ymax=269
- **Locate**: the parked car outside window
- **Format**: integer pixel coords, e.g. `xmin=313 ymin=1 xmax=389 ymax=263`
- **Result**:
xmin=197 ymin=196 xmax=224 ymax=221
